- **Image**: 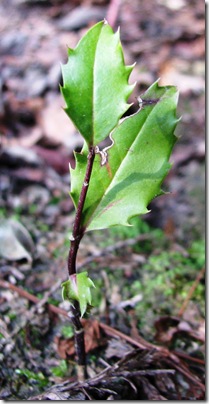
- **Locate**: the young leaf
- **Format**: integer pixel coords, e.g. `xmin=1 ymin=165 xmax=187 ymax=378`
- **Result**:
xmin=70 ymin=81 xmax=179 ymax=232
xmin=61 ymin=20 xmax=134 ymax=146
xmin=61 ymin=272 xmax=95 ymax=317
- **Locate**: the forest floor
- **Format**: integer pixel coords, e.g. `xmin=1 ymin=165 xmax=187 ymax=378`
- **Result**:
xmin=0 ymin=0 xmax=205 ymax=400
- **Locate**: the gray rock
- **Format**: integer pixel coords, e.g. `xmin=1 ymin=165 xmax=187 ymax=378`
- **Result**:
xmin=1 ymin=145 xmax=43 ymax=167
xmin=0 ymin=31 xmax=27 ymax=56
xmin=24 ymin=66 xmax=48 ymax=97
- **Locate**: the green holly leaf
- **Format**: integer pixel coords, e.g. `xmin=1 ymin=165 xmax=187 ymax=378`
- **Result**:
xmin=70 ymin=81 xmax=179 ymax=231
xmin=61 ymin=272 xmax=95 ymax=317
xmin=61 ymin=20 xmax=134 ymax=146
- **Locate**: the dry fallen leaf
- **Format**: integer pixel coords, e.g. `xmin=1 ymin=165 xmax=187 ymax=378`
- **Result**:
xmin=0 ymin=218 xmax=35 ymax=263
xmin=40 ymin=95 xmax=83 ymax=151
xmin=55 ymin=319 xmax=106 ymax=358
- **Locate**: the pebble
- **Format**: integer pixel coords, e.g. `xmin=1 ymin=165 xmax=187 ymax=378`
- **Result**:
xmin=1 ymin=145 xmax=43 ymax=167
xmin=0 ymin=31 xmax=27 ymax=56
xmin=24 ymin=65 xmax=49 ymax=97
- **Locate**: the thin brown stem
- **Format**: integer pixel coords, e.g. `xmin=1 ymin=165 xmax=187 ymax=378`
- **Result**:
xmin=67 ymin=146 xmax=95 ymax=276
xmin=68 ymin=301 xmax=87 ymax=382
xmin=66 ymin=145 xmax=95 ymax=381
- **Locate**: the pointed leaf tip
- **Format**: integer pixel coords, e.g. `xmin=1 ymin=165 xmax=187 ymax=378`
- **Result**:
xmin=61 ymin=21 xmax=135 ymax=146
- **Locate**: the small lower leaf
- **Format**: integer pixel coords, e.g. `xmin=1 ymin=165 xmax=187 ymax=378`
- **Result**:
xmin=61 ymin=272 xmax=95 ymax=317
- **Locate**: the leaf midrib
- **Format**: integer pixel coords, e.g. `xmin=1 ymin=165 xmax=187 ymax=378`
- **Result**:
xmin=92 ymin=22 xmax=104 ymax=145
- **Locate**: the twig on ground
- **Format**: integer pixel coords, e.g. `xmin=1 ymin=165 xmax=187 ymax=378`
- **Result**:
xmin=178 ymin=267 xmax=205 ymax=317
xmin=77 ymin=233 xmax=150 ymax=270
xmin=0 ymin=278 xmax=205 ymax=391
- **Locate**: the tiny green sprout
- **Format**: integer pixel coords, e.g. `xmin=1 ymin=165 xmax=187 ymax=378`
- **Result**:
xmin=61 ymin=272 xmax=95 ymax=318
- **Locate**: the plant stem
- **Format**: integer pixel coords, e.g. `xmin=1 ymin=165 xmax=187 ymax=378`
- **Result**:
xmin=68 ymin=301 xmax=87 ymax=382
xmin=67 ymin=145 xmax=95 ymax=381
xmin=68 ymin=146 xmax=95 ymax=276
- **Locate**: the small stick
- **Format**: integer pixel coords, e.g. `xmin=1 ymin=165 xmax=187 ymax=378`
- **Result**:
xmin=2 ymin=278 xmax=205 ymax=356
xmin=106 ymin=0 xmax=121 ymax=29
xmin=178 ymin=267 xmax=205 ymax=317
xmin=0 ymin=279 xmax=67 ymax=318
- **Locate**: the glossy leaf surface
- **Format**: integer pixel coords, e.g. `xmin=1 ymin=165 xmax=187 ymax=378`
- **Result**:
xmin=61 ymin=20 xmax=134 ymax=146
xmin=70 ymin=81 xmax=179 ymax=231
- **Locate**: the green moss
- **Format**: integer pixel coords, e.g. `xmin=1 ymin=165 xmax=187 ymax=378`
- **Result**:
xmin=188 ymin=240 xmax=205 ymax=267
xmin=49 ymin=196 xmax=62 ymax=205
xmin=28 ymin=204 xmax=38 ymax=215
xmin=15 ymin=369 xmax=49 ymax=388
xmin=61 ymin=325 xmax=74 ymax=338
xmin=0 ymin=208 xmax=7 ymax=218
xmin=98 ymin=217 xmax=165 ymax=255
xmin=51 ymin=360 xmax=69 ymax=377
xmin=109 ymin=216 xmax=151 ymax=239
xmin=8 ymin=312 xmax=17 ymax=321
xmin=37 ymin=222 xmax=50 ymax=232
xmin=48 ymin=297 xmax=60 ymax=306
xmin=133 ymin=239 xmax=205 ymax=327
xmin=91 ymin=236 xmax=205 ymax=332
